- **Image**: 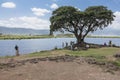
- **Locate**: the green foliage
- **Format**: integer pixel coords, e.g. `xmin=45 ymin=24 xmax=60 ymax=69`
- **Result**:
xmin=50 ymin=6 xmax=79 ymax=32
xmin=50 ymin=6 xmax=115 ymax=43
xmin=85 ymin=6 xmax=115 ymax=31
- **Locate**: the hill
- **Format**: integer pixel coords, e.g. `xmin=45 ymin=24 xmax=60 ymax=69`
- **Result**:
xmin=0 ymin=26 xmax=49 ymax=35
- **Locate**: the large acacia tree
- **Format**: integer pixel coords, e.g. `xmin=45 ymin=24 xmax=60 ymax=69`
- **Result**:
xmin=50 ymin=6 xmax=115 ymax=44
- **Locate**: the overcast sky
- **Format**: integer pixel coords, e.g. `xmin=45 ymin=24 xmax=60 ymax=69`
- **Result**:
xmin=0 ymin=0 xmax=120 ymax=33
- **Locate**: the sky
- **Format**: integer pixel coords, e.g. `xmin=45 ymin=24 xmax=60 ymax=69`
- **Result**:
xmin=0 ymin=0 xmax=120 ymax=35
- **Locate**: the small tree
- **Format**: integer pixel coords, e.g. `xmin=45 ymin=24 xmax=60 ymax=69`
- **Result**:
xmin=50 ymin=6 xmax=115 ymax=45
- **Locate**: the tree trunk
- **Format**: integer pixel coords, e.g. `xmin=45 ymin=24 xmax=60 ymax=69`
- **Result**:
xmin=49 ymin=30 xmax=53 ymax=35
xmin=76 ymin=37 xmax=85 ymax=46
xmin=74 ymin=31 xmax=85 ymax=47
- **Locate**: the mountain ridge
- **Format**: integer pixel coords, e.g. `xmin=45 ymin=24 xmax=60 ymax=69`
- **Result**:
xmin=0 ymin=26 xmax=120 ymax=36
xmin=0 ymin=26 xmax=50 ymax=35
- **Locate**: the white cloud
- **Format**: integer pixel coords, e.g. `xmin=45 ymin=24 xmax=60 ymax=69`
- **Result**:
xmin=1 ymin=2 xmax=16 ymax=8
xmin=75 ymin=7 xmax=81 ymax=11
xmin=31 ymin=7 xmax=50 ymax=16
xmin=50 ymin=3 xmax=58 ymax=9
xmin=110 ymin=11 xmax=120 ymax=30
xmin=0 ymin=16 xmax=50 ymax=29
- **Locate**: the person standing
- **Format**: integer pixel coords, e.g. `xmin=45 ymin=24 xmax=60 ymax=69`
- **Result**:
xmin=15 ymin=45 xmax=19 ymax=56
xmin=109 ymin=40 xmax=112 ymax=47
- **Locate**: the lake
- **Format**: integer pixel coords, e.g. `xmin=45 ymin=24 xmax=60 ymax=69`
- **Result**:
xmin=0 ymin=38 xmax=120 ymax=56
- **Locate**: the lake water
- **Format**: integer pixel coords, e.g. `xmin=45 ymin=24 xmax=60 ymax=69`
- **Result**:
xmin=0 ymin=38 xmax=120 ymax=56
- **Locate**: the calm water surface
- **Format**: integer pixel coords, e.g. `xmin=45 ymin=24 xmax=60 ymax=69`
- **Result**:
xmin=0 ymin=38 xmax=120 ymax=56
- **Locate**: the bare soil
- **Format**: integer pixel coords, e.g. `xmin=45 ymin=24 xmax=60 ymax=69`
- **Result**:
xmin=0 ymin=57 xmax=120 ymax=80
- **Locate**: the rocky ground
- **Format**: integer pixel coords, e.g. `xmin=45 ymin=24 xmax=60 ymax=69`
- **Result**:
xmin=0 ymin=55 xmax=120 ymax=80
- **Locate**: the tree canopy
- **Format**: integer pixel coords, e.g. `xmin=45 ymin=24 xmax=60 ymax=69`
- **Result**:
xmin=50 ymin=6 xmax=115 ymax=44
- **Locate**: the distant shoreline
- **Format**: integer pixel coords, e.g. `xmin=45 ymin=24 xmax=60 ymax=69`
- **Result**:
xmin=0 ymin=34 xmax=53 ymax=40
xmin=87 ymin=35 xmax=120 ymax=38
xmin=0 ymin=34 xmax=120 ymax=40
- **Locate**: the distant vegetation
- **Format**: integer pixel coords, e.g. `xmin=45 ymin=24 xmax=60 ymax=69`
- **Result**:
xmin=0 ymin=34 xmax=120 ymax=40
xmin=87 ymin=35 xmax=120 ymax=38
xmin=0 ymin=35 xmax=53 ymax=40
xmin=55 ymin=34 xmax=74 ymax=38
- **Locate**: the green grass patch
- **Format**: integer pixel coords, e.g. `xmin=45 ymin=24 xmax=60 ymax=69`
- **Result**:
xmin=21 ymin=47 xmax=120 ymax=61
xmin=25 ymin=50 xmax=52 ymax=57
xmin=0 ymin=55 xmax=15 ymax=59
xmin=68 ymin=47 xmax=119 ymax=57
xmin=111 ymin=61 xmax=120 ymax=67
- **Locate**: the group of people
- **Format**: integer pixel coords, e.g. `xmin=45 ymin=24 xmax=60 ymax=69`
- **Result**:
xmin=104 ymin=40 xmax=113 ymax=47
xmin=62 ymin=40 xmax=114 ymax=50
xmin=62 ymin=41 xmax=90 ymax=50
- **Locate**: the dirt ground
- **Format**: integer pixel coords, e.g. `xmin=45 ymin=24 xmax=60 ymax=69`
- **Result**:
xmin=0 ymin=60 xmax=120 ymax=80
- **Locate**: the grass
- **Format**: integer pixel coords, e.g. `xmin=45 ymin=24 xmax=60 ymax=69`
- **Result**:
xmin=11 ymin=47 xmax=119 ymax=60
xmin=0 ymin=47 xmax=120 ymax=67
xmin=67 ymin=47 xmax=120 ymax=63
xmin=23 ymin=47 xmax=120 ymax=67
xmin=68 ymin=47 xmax=119 ymax=57
xmin=24 ymin=50 xmax=54 ymax=58
xmin=0 ymin=55 xmax=15 ymax=59
xmin=111 ymin=61 xmax=120 ymax=66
